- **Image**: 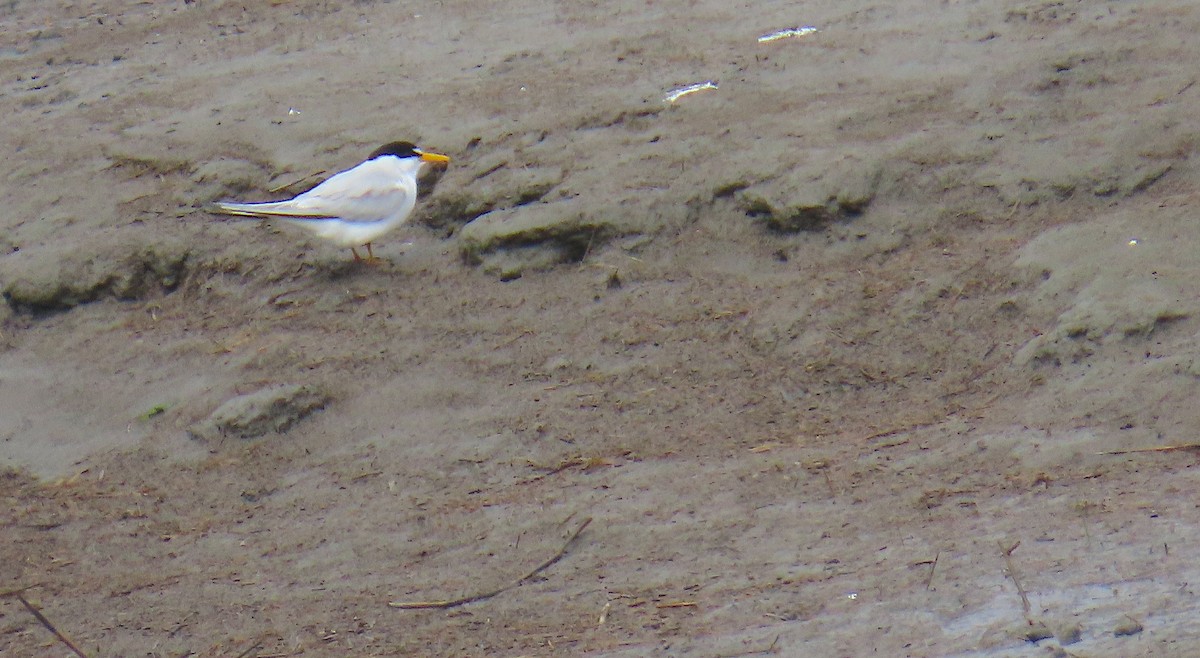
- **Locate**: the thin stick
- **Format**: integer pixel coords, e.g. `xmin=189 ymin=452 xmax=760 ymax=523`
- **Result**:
xmin=801 ymin=460 xmax=837 ymax=498
xmin=514 ymin=517 xmax=591 ymax=583
xmin=999 ymin=541 xmax=1031 ymax=618
xmin=5 ymin=592 xmax=90 ymax=658
xmin=233 ymin=638 xmax=264 ymax=658
xmin=389 ymin=517 xmax=592 ymax=610
xmin=268 ymin=170 xmax=326 ymax=194
xmin=925 ymin=551 xmax=940 ymax=590
xmin=1095 ymin=443 xmax=1200 ymax=455
xmin=519 ymin=457 xmax=613 ymax=485
xmin=716 ymin=634 xmax=781 ymax=657
xmin=530 ymin=457 xmax=590 ymax=478
xmin=578 ymin=228 xmax=600 ymax=266
xmin=470 ymin=160 xmax=508 ymax=182
xmin=0 ymin=585 xmax=42 ymax=598
xmin=655 ymin=601 xmax=697 ymax=609
xmin=860 ymin=421 xmax=934 ymax=444
xmin=1079 ymin=501 xmax=1094 ymax=551
xmin=1004 ymin=198 xmax=1021 ymax=220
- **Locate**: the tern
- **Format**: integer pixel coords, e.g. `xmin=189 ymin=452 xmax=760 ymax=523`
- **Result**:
xmin=213 ymin=141 xmax=450 ymax=262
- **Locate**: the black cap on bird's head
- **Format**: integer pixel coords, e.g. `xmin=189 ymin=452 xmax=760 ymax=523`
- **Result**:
xmin=370 ymin=141 xmax=420 ymax=159
xmin=370 ymin=141 xmax=451 ymax=165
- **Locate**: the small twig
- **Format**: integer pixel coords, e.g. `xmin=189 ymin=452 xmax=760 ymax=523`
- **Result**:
xmin=822 ymin=469 xmax=836 ymax=497
xmin=1095 ymin=443 xmax=1200 ymax=456
xmin=266 ymin=288 xmax=306 ymax=306
xmin=530 ymin=457 xmax=590 ymax=478
xmin=232 ymin=638 xmax=264 ymax=658
xmin=802 ymin=460 xmax=837 ymax=498
xmin=715 ymin=634 xmax=781 ymax=657
xmin=925 ymin=551 xmax=940 ymax=590
xmin=519 ymin=457 xmax=614 ymax=485
xmin=578 ymin=228 xmax=600 ymax=266
xmin=470 ymin=160 xmax=508 ymax=182
xmin=655 ymin=601 xmax=697 ymax=609
xmin=0 ymin=585 xmax=42 ymax=598
xmin=1078 ymin=501 xmax=1094 ymax=551
xmin=860 ymin=421 xmax=934 ymax=445
xmin=389 ymin=517 xmax=592 ymax=610
xmin=1004 ymin=198 xmax=1021 ymax=220
xmin=999 ymin=541 xmax=1031 ymax=619
xmin=496 ymin=329 xmax=536 ymax=349
xmin=1 ymin=591 xmax=90 ymax=658
xmin=268 ymin=170 xmax=326 ymax=194
xmin=514 ymin=517 xmax=591 ymax=582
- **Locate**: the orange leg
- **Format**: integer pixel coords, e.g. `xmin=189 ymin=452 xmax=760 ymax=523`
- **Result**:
xmin=350 ymin=246 xmax=363 ymax=262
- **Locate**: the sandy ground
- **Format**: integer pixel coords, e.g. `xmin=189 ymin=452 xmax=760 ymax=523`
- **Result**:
xmin=3 ymin=0 xmax=1200 ymax=656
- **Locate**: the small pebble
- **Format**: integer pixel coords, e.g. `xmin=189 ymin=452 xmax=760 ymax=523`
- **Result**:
xmin=1022 ymin=622 xmax=1054 ymax=643
xmin=1114 ymin=618 xmax=1143 ymax=637
xmin=1056 ymin=622 xmax=1083 ymax=645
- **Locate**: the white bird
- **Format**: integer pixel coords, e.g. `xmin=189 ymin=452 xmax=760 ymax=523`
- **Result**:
xmin=213 ymin=141 xmax=450 ymax=262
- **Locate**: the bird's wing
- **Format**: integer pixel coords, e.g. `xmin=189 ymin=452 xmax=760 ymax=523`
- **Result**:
xmin=214 ymin=159 xmax=410 ymax=223
xmin=287 ymin=159 xmax=410 ymax=222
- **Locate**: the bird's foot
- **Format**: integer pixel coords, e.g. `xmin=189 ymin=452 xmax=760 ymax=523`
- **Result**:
xmin=351 ymin=244 xmax=381 ymax=265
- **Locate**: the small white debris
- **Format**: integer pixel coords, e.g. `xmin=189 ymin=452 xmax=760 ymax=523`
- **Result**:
xmin=758 ymin=26 xmax=819 ymax=43
xmin=1127 ymin=238 xmax=1139 ymax=246
xmin=287 ymin=107 xmax=301 ymax=116
xmin=664 ymin=80 xmax=718 ymax=103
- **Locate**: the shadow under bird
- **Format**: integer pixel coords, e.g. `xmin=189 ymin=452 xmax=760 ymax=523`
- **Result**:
xmin=212 ymin=141 xmax=450 ymax=262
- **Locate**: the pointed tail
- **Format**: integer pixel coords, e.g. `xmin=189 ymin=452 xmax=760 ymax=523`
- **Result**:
xmin=211 ymin=200 xmax=317 ymax=218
